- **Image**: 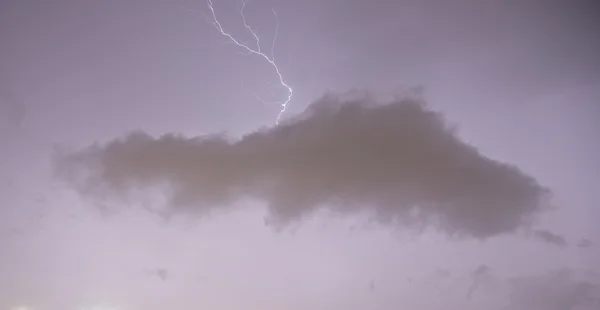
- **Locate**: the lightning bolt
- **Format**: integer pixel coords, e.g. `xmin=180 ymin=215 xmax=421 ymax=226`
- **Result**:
xmin=206 ymin=0 xmax=292 ymax=125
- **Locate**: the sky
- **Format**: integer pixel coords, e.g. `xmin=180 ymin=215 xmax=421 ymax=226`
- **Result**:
xmin=1 ymin=0 xmax=599 ymax=309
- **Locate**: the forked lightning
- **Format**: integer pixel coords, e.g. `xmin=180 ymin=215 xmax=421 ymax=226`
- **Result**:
xmin=207 ymin=0 xmax=293 ymax=125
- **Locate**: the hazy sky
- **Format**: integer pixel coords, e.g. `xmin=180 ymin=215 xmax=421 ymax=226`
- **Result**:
xmin=1 ymin=0 xmax=599 ymax=309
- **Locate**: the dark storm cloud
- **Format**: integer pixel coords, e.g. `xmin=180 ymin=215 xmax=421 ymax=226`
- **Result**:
xmin=533 ymin=229 xmax=568 ymax=247
xmin=54 ymin=92 xmax=550 ymax=238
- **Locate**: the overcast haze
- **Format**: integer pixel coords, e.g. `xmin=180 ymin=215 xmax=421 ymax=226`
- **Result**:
xmin=1 ymin=0 xmax=599 ymax=309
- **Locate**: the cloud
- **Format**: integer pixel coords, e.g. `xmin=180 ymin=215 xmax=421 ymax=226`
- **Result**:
xmin=533 ymin=229 xmax=568 ymax=247
xmin=434 ymin=267 xmax=451 ymax=279
xmin=506 ymin=268 xmax=600 ymax=310
xmin=466 ymin=264 xmax=494 ymax=301
xmin=578 ymin=238 xmax=593 ymax=248
xmin=145 ymin=268 xmax=169 ymax=281
xmin=54 ymin=91 xmax=551 ymax=239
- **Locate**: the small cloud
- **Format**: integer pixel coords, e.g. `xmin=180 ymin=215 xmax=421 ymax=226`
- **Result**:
xmin=466 ymin=264 xmax=494 ymax=301
xmin=533 ymin=229 xmax=568 ymax=247
xmin=435 ymin=267 xmax=451 ymax=279
xmin=473 ymin=264 xmax=491 ymax=276
xmin=145 ymin=268 xmax=169 ymax=281
xmin=507 ymin=268 xmax=600 ymax=310
xmin=578 ymin=238 xmax=593 ymax=248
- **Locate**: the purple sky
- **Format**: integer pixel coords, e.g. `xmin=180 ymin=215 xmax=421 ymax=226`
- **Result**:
xmin=1 ymin=0 xmax=599 ymax=309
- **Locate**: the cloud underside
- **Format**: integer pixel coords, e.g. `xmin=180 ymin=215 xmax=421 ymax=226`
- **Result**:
xmin=54 ymin=91 xmax=550 ymax=238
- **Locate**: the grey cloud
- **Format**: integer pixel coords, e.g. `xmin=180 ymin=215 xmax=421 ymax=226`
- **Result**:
xmin=145 ymin=268 xmax=168 ymax=282
xmin=578 ymin=238 xmax=593 ymax=248
xmin=54 ymin=91 xmax=551 ymax=239
xmin=434 ymin=267 xmax=451 ymax=279
xmin=466 ymin=264 xmax=493 ymax=301
xmin=506 ymin=268 xmax=600 ymax=310
xmin=533 ymin=229 xmax=568 ymax=247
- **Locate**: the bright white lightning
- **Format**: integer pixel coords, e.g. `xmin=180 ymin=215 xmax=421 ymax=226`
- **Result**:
xmin=207 ymin=0 xmax=292 ymax=125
